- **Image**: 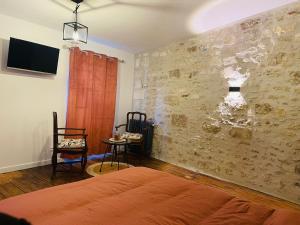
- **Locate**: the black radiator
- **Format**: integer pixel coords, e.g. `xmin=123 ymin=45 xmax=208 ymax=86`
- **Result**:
xmin=128 ymin=119 xmax=154 ymax=156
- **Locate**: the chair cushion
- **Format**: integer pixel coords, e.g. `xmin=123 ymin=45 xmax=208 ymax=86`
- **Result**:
xmin=58 ymin=139 xmax=85 ymax=148
xmin=121 ymin=132 xmax=143 ymax=141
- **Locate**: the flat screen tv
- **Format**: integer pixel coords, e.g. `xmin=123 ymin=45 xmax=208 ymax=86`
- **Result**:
xmin=7 ymin=37 xmax=60 ymax=75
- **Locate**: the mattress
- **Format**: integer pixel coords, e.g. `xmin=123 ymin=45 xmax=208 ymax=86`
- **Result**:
xmin=0 ymin=167 xmax=299 ymax=225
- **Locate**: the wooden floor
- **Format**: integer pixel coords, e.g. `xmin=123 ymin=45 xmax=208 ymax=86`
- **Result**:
xmin=0 ymin=155 xmax=299 ymax=212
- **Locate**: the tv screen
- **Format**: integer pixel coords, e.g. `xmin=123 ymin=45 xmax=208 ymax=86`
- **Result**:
xmin=7 ymin=38 xmax=60 ymax=75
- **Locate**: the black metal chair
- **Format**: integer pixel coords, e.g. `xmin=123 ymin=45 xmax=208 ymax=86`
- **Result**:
xmin=115 ymin=112 xmax=147 ymax=154
xmin=52 ymin=112 xmax=88 ymax=178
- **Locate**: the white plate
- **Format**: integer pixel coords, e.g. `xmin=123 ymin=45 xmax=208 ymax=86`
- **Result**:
xmin=109 ymin=138 xmax=126 ymax=143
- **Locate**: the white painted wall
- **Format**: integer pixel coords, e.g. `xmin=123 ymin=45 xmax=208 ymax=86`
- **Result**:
xmin=0 ymin=13 xmax=135 ymax=173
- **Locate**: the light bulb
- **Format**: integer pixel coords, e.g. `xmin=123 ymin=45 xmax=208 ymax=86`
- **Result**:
xmin=72 ymin=30 xmax=79 ymax=41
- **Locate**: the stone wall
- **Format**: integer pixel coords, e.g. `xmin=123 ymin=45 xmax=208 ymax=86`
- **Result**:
xmin=133 ymin=2 xmax=300 ymax=204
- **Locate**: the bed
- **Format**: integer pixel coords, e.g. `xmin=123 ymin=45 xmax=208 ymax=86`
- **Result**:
xmin=0 ymin=167 xmax=299 ymax=225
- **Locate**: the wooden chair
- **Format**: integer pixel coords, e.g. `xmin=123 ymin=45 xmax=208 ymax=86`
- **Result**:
xmin=52 ymin=112 xmax=88 ymax=178
xmin=115 ymin=112 xmax=147 ymax=153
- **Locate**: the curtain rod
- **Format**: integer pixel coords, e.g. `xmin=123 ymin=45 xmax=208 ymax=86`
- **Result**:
xmin=66 ymin=47 xmax=125 ymax=63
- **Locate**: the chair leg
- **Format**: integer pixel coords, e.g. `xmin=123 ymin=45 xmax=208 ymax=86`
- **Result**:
xmin=81 ymin=155 xmax=84 ymax=168
xmin=124 ymin=144 xmax=129 ymax=167
xmin=51 ymin=151 xmax=57 ymax=179
xmin=81 ymin=152 xmax=87 ymax=174
xmin=139 ymin=142 xmax=145 ymax=165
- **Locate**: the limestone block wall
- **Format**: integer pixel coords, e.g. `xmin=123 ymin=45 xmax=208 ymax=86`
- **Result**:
xmin=133 ymin=2 xmax=300 ymax=204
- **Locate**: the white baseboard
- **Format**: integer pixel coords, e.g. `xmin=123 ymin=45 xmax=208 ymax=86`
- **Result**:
xmin=0 ymin=159 xmax=52 ymax=173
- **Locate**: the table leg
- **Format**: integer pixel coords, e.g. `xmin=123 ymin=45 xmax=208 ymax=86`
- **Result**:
xmin=111 ymin=144 xmax=117 ymax=167
xmin=117 ymin=145 xmax=120 ymax=170
xmin=100 ymin=144 xmax=110 ymax=172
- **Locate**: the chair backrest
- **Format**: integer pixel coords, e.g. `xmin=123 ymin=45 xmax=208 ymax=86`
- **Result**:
xmin=126 ymin=112 xmax=147 ymax=133
xmin=53 ymin=112 xmax=58 ymax=147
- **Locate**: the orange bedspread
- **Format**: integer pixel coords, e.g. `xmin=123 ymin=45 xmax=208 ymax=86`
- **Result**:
xmin=0 ymin=167 xmax=299 ymax=225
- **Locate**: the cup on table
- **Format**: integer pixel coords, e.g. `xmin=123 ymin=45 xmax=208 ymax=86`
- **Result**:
xmin=114 ymin=133 xmax=120 ymax=140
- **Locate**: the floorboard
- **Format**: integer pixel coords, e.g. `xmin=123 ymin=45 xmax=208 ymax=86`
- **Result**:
xmin=0 ymin=155 xmax=299 ymax=212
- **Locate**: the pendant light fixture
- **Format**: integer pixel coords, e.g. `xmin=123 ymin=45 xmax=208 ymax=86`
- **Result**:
xmin=63 ymin=0 xmax=88 ymax=44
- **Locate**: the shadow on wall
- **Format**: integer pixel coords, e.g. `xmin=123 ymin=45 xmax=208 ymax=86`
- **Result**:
xmin=0 ymin=38 xmax=55 ymax=80
xmin=33 ymin=120 xmax=53 ymax=164
xmin=51 ymin=0 xmax=181 ymax=14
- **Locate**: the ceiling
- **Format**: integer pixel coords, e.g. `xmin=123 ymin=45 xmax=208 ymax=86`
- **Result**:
xmin=0 ymin=0 xmax=297 ymax=53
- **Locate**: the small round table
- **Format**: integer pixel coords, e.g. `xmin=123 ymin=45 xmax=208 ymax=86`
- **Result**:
xmin=100 ymin=139 xmax=130 ymax=172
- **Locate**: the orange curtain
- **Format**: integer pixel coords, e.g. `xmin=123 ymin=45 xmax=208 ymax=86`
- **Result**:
xmin=66 ymin=47 xmax=118 ymax=155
